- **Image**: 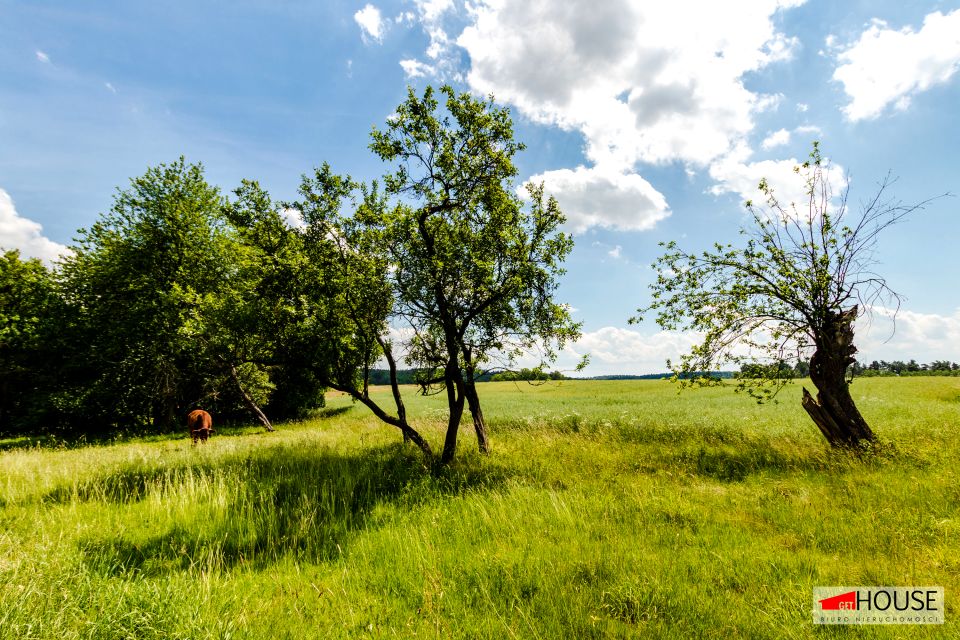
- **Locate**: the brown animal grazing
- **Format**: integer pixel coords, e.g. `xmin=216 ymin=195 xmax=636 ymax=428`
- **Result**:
xmin=187 ymin=409 xmax=214 ymax=444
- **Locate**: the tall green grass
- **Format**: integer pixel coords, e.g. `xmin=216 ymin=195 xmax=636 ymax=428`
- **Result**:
xmin=1 ymin=378 xmax=958 ymax=638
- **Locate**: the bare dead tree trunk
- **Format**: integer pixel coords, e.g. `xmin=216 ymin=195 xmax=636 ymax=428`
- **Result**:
xmin=229 ymin=364 xmax=274 ymax=432
xmin=802 ymin=307 xmax=875 ymax=447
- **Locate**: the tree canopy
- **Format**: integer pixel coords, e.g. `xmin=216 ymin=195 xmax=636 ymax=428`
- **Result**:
xmin=367 ymin=85 xmax=580 ymax=462
xmin=57 ymin=158 xmax=234 ymax=432
xmin=0 ymin=250 xmax=60 ymax=432
xmin=635 ymin=143 xmax=936 ymax=447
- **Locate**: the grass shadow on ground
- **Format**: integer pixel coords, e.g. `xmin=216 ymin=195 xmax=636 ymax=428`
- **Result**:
xmin=311 ymin=405 xmax=355 ymax=420
xmin=676 ymin=444 xmax=821 ymax=482
xmin=0 ymin=434 xmax=56 ymax=452
xmin=666 ymin=438 xmax=913 ymax=482
xmin=74 ymin=443 xmax=513 ymax=576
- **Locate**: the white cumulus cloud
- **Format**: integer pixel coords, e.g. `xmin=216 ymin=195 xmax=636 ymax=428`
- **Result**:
xmin=761 ymin=128 xmax=791 ymax=150
xmin=562 ymin=326 xmax=702 ymax=376
xmin=0 ymin=188 xmax=68 ymax=265
xmin=458 ymin=0 xmax=803 ymax=170
xmin=279 ymin=207 xmax=306 ymax=229
xmin=433 ymin=0 xmax=804 ymax=231
xmin=858 ymin=306 xmax=960 ymax=364
xmin=525 ymin=166 xmax=670 ymax=233
xmin=354 ymin=4 xmax=385 ymax=43
xmin=834 ymin=9 xmax=960 ymax=121
xmin=793 ymin=124 xmax=821 ymax=138
xmin=399 ymin=0 xmax=458 ymax=79
xmin=35 ymin=50 xmax=50 ymax=63
xmin=395 ymin=0 xmax=813 ymax=232
xmin=708 ymin=143 xmax=846 ymax=211
xmin=399 ymin=58 xmax=435 ymax=78
xmin=557 ymin=305 xmax=960 ymax=376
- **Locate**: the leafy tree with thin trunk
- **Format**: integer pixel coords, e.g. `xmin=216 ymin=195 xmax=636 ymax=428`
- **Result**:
xmin=287 ymin=166 xmax=434 ymax=458
xmin=285 ymin=86 xmax=580 ymax=464
xmin=634 ymin=143 xmax=940 ymax=448
xmin=185 ymin=179 xmax=312 ymax=433
xmin=367 ymin=85 xmax=580 ymax=464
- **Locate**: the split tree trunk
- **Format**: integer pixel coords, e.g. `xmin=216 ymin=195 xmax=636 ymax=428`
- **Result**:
xmin=229 ymin=364 xmax=274 ymax=432
xmin=380 ymin=338 xmax=412 ymax=445
xmin=440 ymin=359 xmax=466 ymax=465
xmin=463 ymin=378 xmax=490 ymax=454
xmin=802 ymin=307 xmax=875 ymax=447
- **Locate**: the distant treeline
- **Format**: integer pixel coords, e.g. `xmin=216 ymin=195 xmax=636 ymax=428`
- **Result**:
xmin=737 ymin=359 xmax=960 ymax=379
xmin=367 ymin=369 xmax=740 ymax=383
xmin=366 ymin=368 xmax=569 ymax=385
xmin=582 ymin=372 xmax=735 ymax=380
xmin=855 ymin=360 xmax=960 ymax=376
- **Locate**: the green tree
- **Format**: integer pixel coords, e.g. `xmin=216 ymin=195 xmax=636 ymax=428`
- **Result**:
xmin=489 ymin=368 xmax=568 ymax=382
xmin=0 ymin=250 xmax=59 ymax=433
xmin=188 ymin=179 xmax=317 ymax=432
xmin=287 ymin=86 xmax=580 ymax=464
xmin=367 ymin=85 xmax=580 ymax=463
xmin=58 ymin=158 xmax=236 ymax=432
xmin=635 ymin=143 xmax=937 ymax=448
xmin=288 ymin=165 xmax=434 ymax=458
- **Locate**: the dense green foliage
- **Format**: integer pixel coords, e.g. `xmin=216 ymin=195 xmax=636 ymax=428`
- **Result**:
xmin=57 ymin=159 xmax=236 ymax=433
xmin=740 ymin=359 xmax=960 ymax=380
xmin=0 ymin=160 xmax=335 ymax=437
xmin=282 ymin=85 xmax=581 ymax=462
xmin=489 ymin=368 xmax=567 ymax=381
xmin=2 ymin=378 xmax=957 ymax=638
xmin=860 ymin=359 xmax=959 ymax=375
xmin=0 ymin=87 xmax=578 ymax=454
xmin=365 ymin=85 xmax=580 ymax=461
xmin=0 ymin=250 xmax=60 ymax=432
xmin=368 ymin=86 xmax=579 ymax=383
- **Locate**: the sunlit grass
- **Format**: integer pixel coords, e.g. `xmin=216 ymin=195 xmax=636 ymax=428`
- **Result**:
xmin=1 ymin=378 xmax=958 ymax=638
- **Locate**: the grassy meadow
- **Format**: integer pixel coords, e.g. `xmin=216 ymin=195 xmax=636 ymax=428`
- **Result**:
xmin=1 ymin=377 xmax=958 ymax=638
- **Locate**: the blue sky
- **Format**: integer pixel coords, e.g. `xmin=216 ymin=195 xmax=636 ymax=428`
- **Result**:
xmin=2 ymin=0 xmax=959 ymax=374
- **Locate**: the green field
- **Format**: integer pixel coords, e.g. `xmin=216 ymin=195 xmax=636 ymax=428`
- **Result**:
xmin=1 ymin=378 xmax=958 ymax=638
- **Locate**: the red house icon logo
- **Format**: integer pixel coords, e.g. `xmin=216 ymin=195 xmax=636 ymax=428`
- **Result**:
xmin=819 ymin=591 xmax=858 ymax=611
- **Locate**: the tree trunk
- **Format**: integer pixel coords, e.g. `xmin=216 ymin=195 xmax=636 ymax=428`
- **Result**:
xmin=324 ymin=378 xmax=433 ymax=459
xmin=463 ymin=377 xmax=489 ymax=454
xmin=380 ymin=338 xmax=412 ymax=445
xmin=230 ymin=364 xmax=274 ymax=432
xmin=802 ymin=307 xmax=875 ymax=447
xmin=152 ymin=396 xmax=177 ymax=431
xmin=440 ymin=362 xmax=466 ymax=465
